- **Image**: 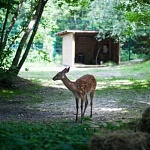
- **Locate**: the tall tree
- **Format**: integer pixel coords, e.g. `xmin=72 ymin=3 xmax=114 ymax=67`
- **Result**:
xmin=88 ymin=0 xmax=150 ymax=39
xmin=118 ymin=0 xmax=150 ymax=56
xmin=0 ymin=0 xmax=48 ymax=78
xmin=88 ymin=0 xmax=131 ymax=41
xmin=54 ymin=0 xmax=91 ymax=30
xmin=9 ymin=0 xmax=48 ymax=75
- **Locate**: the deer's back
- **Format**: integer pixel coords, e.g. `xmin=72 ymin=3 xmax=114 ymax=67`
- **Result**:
xmin=75 ymin=74 xmax=96 ymax=94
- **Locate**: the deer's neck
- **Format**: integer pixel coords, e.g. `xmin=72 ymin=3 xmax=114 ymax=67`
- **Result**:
xmin=61 ymin=75 xmax=76 ymax=91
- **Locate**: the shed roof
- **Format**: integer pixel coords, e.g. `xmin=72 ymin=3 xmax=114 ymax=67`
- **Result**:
xmin=56 ymin=30 xmax=99 ymax=36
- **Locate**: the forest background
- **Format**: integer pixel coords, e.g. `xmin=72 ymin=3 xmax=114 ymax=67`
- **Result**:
xmin=0 ymin=0 xmax=150 ymax=79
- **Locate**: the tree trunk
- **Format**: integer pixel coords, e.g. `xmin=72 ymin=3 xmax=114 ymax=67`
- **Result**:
xmin=0 ymin=2 xmax=10 ymax=56
xmin=4 ymin=0 xmax=24 ymax=51
xmin=8 ymin=0 xmax=48 ymax=75
xmin=74 ymin=12 xmax=78 ymax=29
xmin=15 ymin=0 xmax=47 ymax=74
xmin=0 ymin=0 xmax=24 ymax=57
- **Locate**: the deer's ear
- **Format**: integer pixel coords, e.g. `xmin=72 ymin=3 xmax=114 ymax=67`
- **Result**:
xmin=62 ymin=67 xmax=70 ymax=73
xmin=67 ymin=67 xmax=70 ymax=72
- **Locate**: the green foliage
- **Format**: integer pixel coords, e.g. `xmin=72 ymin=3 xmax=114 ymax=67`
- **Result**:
xmin=88 ymin=0 xmax=131 ymax=40
xmin=0 ymin=120 xmax=138 ymax=150
xmin=0 ymin=49 xmax=17 ymax=85
xmin=121 ymin=50 xmax=145 ymax=61
xmin=104 ymin=61 xmax=117 ymax=66
xmin=0 ymin=0 xmax=49 ymax=76
xmin=118 ymin=0 xmax=150 ymax=33
xmin=88 ymin=0 xmax=150 ymax=60
xmin=0 ymin=0 xmax=20 ymax=10
xmin=0 ymin=89 xmax=22 ymax=97
xmin=1 ymin=0 xmax=150 ymax=76
xmin=25 ymin=50 xmax=51 ymax=63
xmin=99 ymin=121 xmax=129 ymax=131
xmin=52 ymin=0 xmax=92 ymax=32
xmin=53 ymin=54 xmax=62 ymax=64
xmin=0 ymin=48 xmax=13 ymax=73
xmin=126 ymin=11 xmax=150 ymax=24
xmin=0 ymin=122 xmax=95 ymax=150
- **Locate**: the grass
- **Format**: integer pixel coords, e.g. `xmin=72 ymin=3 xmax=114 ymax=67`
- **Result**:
xmin=0 ymin=61 xmax=150 ymax=150
xmin=120 ymin=61 xmax=150 ymax=79
xmin=0 ymin=89 xmax=22 ymax=97
xmin=0 ymin=84 xmax=43 ymax=105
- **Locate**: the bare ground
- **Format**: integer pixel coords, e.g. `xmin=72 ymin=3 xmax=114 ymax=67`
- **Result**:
xmin=0 ymin=66 xmax=150 ymax=123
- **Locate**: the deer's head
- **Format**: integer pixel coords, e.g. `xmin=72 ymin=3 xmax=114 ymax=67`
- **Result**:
xmin=53 ymin=67 xmax=70 ymax=81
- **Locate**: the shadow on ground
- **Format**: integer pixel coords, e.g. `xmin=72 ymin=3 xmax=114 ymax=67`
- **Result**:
xmin=0 ymin=76 xmax=149 ymax=123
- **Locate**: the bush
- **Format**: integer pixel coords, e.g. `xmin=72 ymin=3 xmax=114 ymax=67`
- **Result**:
xmin=90 ymin=130 xmax=150 ymax=150
xmin=138 ymin=107 xmax=150 ymax=133
xmin=121 ymin=50 xmax=146 ymax=61
xmin=0 ymin=121 xmax=95 ymax=150
xmin=25 ymin=50 xmax=51 ymax=63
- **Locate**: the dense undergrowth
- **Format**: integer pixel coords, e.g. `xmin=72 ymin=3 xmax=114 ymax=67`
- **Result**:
xmin=0 ymin=120 xmax=131 ymax=150
xmin=0 ymin=121 xmax=91 ymax=150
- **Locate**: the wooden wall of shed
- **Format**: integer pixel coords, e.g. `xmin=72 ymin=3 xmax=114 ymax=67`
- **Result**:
xmin=96 ymin=38 xmax=120 ymax=64
xmin=62 ymin=33 xmax=75 ymax=66
xmin=109 ymin=39 xmax=120 ymax=64
xmin=59 ymin=31 xmax=120 ymax=66
xmin=74 ymin=35 xmax=120 ymax=65
xmin=96 ymin=39 xmax=110 ymax=64
xmin=75 ymin=35 xmax=96 ymax=64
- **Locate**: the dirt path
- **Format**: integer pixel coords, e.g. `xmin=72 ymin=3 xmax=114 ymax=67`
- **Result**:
xmin=0 ymin=66 xmax=150 ymax=123
xmin=30 ymin=83 xmax=149 ymax=123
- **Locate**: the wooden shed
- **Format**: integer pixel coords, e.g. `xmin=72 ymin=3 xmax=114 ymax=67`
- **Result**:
xmin=56 ymin=30 xmax=120 ymax=67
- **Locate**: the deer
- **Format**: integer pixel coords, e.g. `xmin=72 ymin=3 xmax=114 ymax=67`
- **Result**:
xmin=52 ymin=67 xmax=97 ymax=122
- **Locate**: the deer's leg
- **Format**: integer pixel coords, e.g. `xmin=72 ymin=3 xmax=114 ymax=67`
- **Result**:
xmin=83 ymin=95 xmax=88 ymax=117
xmin=75 ymin=98 xmax=79 ymax=122
xmin=90 ymin=91 xmax=95 ymax=118
xmin=80 ymin=97 xmax=85 ymax=122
